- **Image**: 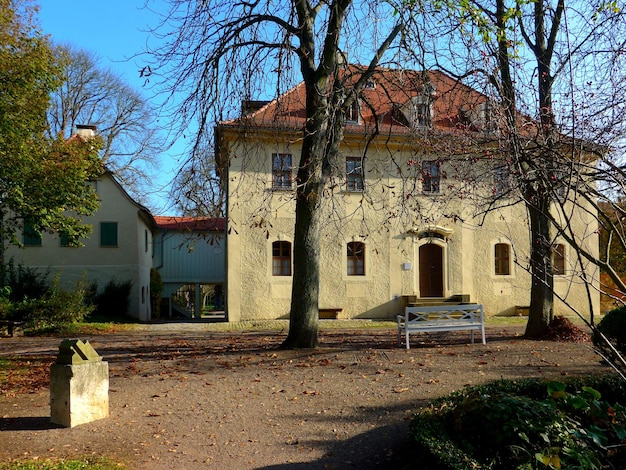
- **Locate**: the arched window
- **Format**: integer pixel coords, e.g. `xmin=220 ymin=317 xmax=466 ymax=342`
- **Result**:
xmin=553 ymin=244 xmax=565 ymax=275
xmin=347 ymin=241 xmax=365 ymax=276
xmin=494 ymin=243 xmax=510 ymax=275
xmin=272 ymin=241 xmax=292 ymax=276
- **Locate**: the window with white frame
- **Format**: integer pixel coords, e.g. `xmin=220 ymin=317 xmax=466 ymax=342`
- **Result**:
xmin=552 ymin=169 xmax=568 ymax=201
xmin=272 ymin=241 xmax=292 ymax=276
xmin=346 ymin=156 xmax=364 ymax=191
xmin=272 ymin=153 xmax=292 ymax=189
xmin=553 ymin=244 xmax=565 ymax=275
xmin=345 ymin=99 xmax=360 ymax=123
xmin=414 ymin=102 xmax=431 ymax=127
xmin=494 ymin=243 xmax=510 ymax=275
xmin=347 ymin=241 xmax=365 ymax=276
xmin=422 ymin=160 xmax=440 ymax=194
xmin=494 ymin=164 xmax=510 ymax=196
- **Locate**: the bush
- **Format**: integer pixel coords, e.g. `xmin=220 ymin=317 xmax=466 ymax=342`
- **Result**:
xmin=11 ymin=278 xmax=94 ymax=331
xmin=3 ymin=259 xmax=50 ymax=302
xmin=91 ymin=279 xmax=132 ymax=318
xmin=411 ymin=376 xmax=626 ymax=470
xmin=594 ymin=306 xmax=626 ymax=353
xmin=0 ymin=297 xmax=12 ymax=320
xmin=0 ymin=286 xmax=11 ymax=319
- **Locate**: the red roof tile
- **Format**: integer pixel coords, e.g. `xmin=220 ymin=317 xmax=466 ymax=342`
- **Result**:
xmin=220 ymin=67 xmax=491 ymax=135
xmin=154 ymin=216 xmax=225 ymax=232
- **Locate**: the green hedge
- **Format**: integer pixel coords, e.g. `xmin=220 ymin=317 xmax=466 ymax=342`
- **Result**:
xmin=410 ymin=376 xmax=626 ymax=470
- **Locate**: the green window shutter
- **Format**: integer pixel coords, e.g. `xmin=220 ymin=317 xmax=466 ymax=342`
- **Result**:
xmin=100 ymin=222 xmax=118 ymax=247
xmin=59 ymin=232 xmax=70 ymax=247
xmin=23 ymin=222 xmax=42 ymax=247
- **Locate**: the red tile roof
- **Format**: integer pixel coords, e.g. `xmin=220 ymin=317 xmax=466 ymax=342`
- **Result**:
xmin=154 ymin=216 xmax=225 ymax=232
xmin=219 ymin=66 xmax=491 ymax=135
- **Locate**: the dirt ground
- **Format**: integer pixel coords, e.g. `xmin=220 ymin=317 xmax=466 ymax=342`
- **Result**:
xmin=0 ymin=323 xmax=611 ymax=469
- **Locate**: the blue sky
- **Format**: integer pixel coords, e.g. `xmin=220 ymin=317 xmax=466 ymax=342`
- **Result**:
xmin=38 ymin=1 xmax=158 ymax=90
xmin=38 ymin=1 xmax=179 ymax=214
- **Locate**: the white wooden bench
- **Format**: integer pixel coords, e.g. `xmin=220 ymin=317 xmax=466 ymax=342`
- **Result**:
xmin=397 ymin=304 xmax=486 ymax=349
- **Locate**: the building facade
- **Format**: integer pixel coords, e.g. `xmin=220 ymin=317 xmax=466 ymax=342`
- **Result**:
xmin=5 ymin=170 xmax=156 ymax=321
xmin=216 ymin=67 xmax=600 ymax=322
xmin=154 ymin=216 xmax=226 ymax=319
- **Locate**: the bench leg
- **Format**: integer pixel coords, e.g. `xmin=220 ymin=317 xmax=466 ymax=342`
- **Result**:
xmin=405 ymin=331 xmax=410 ymax=350
xmin=470 ymin=330 xmax=475 ymax=344
xmin=481 ymin=326 xmax=486 ymax=344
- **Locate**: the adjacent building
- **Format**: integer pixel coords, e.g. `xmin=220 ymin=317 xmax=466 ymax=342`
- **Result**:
xmin=153 ymin=216 xmax=226 ymax=318
xmin=4 ymin=168 xmax=157 ymax=321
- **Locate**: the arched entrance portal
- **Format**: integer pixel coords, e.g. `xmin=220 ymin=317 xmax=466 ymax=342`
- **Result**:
xmin=419 ymin=243 xmax=444 ymax=297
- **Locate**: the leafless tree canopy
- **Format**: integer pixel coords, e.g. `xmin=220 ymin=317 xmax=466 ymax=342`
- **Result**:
xmin=48 ymin=44 xmax=165 ymax=207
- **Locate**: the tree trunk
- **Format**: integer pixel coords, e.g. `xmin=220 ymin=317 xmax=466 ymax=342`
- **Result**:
xmin=281 ymin=77 xmax=331 ymax=349
xmin=281 ymin=181 xmax=322 ymax=348
xmin=524 ymin=0 xmax=560 ymax=338
xmin=525 ymin=197 xmax=554 ymax=337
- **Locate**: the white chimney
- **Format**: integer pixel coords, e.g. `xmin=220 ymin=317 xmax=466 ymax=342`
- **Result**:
xmin=75 ymin=124 xmax=97 ymax=139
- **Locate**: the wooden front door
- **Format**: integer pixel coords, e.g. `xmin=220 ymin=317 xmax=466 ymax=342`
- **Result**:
xmin=419 ymin=243 xmax=443 ymax=297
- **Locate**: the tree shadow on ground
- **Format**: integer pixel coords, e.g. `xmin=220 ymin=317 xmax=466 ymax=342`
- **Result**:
xmin=0 ymin=416 xmax=63 ymax=431
xmin=256 ymin=401 xmax=425 ymax=469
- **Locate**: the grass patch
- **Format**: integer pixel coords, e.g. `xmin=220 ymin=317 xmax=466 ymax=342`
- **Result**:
xmin=23 ymin=321 xmax=138 ymax=337
xmin=0 ymin=457 xmax=124 ymax=470
xmin=54 ymin=322 xmax=135 ymax=336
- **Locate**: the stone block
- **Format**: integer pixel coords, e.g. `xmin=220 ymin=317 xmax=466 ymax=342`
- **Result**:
xmin=56 ymin=339 xmax=102 ymax=364
xmin=50 ymin=339 xmax=109 ymax=428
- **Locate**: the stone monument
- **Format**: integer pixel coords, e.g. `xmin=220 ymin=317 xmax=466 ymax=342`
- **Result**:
xmin=50 ymin=339 xmax=109 ymax=428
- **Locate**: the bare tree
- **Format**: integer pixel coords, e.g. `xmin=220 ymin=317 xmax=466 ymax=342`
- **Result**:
xmin=147 ymin=0 xmax=414 ymax=347
xmin=406 ymin=0 xmax=626 ymax=337
xmin=147 ymin=0 xmax=626 ymax=347
xmin=170 ymin=151 xmax=225 ymax=217
xmin=47 ymin=44 xmax=164 ymax=207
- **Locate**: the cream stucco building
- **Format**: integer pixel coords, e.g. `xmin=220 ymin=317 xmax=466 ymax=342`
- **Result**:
xmin=4 ymin=169 xmax=156 ymax=321
xmin=216 ymin=67 xmax=600 ymax=322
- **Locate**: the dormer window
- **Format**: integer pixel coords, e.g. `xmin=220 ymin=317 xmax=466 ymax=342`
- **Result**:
xmin=459 ymin=100 xmax=497 ymax=132
xmin=345 ymin=99 xmax=360 ymax=123
xmin=364 ymin=79 xmax=376 ymax=89
xmin=399 ymin=96 xmax=432 ymax=129
xmin=414 ymin=102 xmax=431 ymax=127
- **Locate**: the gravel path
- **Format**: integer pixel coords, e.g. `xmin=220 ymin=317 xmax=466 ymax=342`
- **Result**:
xmin=0 ymin=323 xmax=610 ymax=469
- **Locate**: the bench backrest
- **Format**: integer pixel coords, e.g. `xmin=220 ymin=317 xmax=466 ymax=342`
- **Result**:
xmin=404 ymin=304 xmax=484 ymax=323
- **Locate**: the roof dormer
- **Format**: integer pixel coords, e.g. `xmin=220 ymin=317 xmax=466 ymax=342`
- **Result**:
xmin=399 ymin=95 xmax=432 ymax=129
xmin=458 ymin=100 xmax=497 ymax=132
